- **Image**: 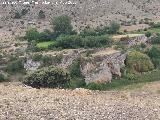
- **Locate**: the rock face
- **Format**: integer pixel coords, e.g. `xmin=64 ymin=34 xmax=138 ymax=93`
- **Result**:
xmin=81 ymin=49 xmax=127 ymax=84
xmin=24 ymin=59 xmax=41 ymax=71
xmin=128 ymin=35 xmax=148 ymax=47
xmin=113 ymin=34 xmax=148 ymax=47
xmin=24 ymin=49 xmax=127 ymax=84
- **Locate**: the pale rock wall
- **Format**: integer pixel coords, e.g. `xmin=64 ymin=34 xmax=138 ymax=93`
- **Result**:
xmin=81 ymin=51 xmax=127 ymax=84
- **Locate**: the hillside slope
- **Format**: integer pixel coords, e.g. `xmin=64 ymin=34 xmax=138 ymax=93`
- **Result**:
xmin=1 ymin=0 xmax=160 ymax=32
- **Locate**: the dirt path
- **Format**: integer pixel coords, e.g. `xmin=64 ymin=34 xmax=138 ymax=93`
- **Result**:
xmin=0 ymin=82 xmax=160 ymax=120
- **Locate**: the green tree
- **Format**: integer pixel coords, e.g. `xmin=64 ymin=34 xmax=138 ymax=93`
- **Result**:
xmin=52 ymin=15 xmax=73 ymax=35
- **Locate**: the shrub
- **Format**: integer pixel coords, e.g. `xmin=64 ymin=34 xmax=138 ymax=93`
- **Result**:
xmin=140 ymin=43 xmax=146 ymax=49
xmin=108 ymin=21 xmax=120 ymax=34
xmin=14 ymin=11 xmax=21 ymax=19
xmin=83 ymin=35 xmax=112 ymax=48
xmin=55 ymin=35 xmax=83 ymax=48
xmin=80 ymin=28 xmax=97 ymax=37
xmin=52 ymin=15 xmax=73 ymax=35
xmin=38 ymin=10 xmax=45 ymax=19
xmin=0 ymin=72 xmax=9 ymax=82
xmin=69 ymin=59 xmax=82 ymax=78
xmin=145 ymin=31 xmax=152 ymax=37
xmin=151 ymin=22 xmax=160 ymax=28
xmin=54 ymin=35 xmax=112 ymax=49
xmin=151 ymin=35 xmax=160 ymax=44
xmin=25 ymin=27 xmax=39 ymax=42
xmin=148 ymin=46 xmax=160 ymax=68
xmin=31 ymin=54 xmax=43 ymax=61
xmin=96 ymin=26 xmax=109 ymax=35
xmin=27 ymin=40 xmax=41 ymax=52
xmin=148 ymin=46 xmax=160 ymax=59
xmin=38 ymin=29 xmax=56 ymax=41
xmin=126 ymin=51 xmax=154 ymax=72
xmin=69 ymin=59 xmax=86 ymax=88
xmin=23 ymin=66 xmax=70 ymax=88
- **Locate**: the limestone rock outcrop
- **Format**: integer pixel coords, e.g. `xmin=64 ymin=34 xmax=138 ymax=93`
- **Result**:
xmin=80 ymin=49 xmax=127 ymax=84
xmin=24 ymin=48 xmax=127 ymax=84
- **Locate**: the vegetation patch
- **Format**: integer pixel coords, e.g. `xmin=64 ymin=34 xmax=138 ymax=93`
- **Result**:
xmin=23 ymin=66 xmax=70 ymax=88
xmin=37 ymin=41 xmax=55 ymax=49
xmin=126 ymin=51 xmax=154 ymax=73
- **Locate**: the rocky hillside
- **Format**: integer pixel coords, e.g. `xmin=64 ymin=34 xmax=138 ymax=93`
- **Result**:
xmin=0 ymin=81 xmax=160 ymax=119
xmin=1 ymin=0 xmax=160 ymax=33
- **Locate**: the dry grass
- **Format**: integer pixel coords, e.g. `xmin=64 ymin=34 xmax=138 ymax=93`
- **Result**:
xmin=112 ymin=34 xmax=144 ymax=41
xmin=92 ymin=48 xmax=120 ymax=56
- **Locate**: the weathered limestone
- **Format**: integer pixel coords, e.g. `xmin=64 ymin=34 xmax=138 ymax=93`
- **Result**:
xmin=81 ymin=49 xmax=126 ymax=84
xmin=24 ymin=59 xmax=41 ymax=71
xmin=24 ymin=49 xmax=127 ymax=84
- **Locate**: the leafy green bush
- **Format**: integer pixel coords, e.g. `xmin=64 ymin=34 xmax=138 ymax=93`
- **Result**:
xmin=126 ymin=51 xmax=154 ymax=72
xmin=25 ymin=27 xmax=39 ymax=42
xmin=55 ymin=35 xmax=83 ymax=48
xmin=27 ymin=40 xmax=42 ymax=52
xmin=145 ymin=31 xmax=152 ymax=37
xmin=38 ymin=29 xmax=56 ymax=41
xmin=151 ymin=35 xmax=160 ymax=44
xmin=53 ymin=35 xmax=112 ymax=49
xmin=148 ymin=46 xmax=160 ymax=59
xmin=0 ymin=72 xmax=9 ymax=82
xmin=68 ymin=59 xmax=85 ymax=88
xmin=108 ymin=21 xmax=120 ymax=34
xmin=80 ymin=28 xmax=97 ymax=37
xmin=52 ymin=15 xmax=73 ymax=35
xmin=82 ymin=35 xmax=111 ymax=48
xmin=148 ymin=46 xmax=160 ymax=68
xmin=31 ymin=54 xmax=43 ymax=61
xmin=151 ymin=22 xmax=160 ymax=28
xmin=23 ymin=66 xmax=70 ymax=88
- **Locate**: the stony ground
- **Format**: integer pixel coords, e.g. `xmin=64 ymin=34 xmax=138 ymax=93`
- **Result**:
xmin=0 ymin=82 xmax=160 ymax=120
